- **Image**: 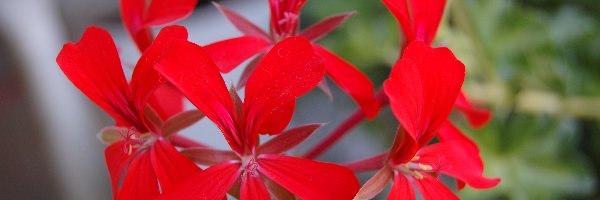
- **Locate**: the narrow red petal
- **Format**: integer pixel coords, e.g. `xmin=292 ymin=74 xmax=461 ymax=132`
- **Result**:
xmin=161 ymin=110 xmax=205 ymax=137
xmin=240 ymin=175 xmax=270 ymax=200
xmin=156 ymin=39 xmax=242 ymax=153
xmin=382 ymin=0 xmax=447 ymax=45
xmin=418 ymin=141 xmax=500 ymax=189
xmin=387 ymin=173 xmax=415 ymax=200
xmin=243 ymin=37 xmax=324 ymax=139
xmin=455 ymin=91 xmax=492 ymax=128
xmin=300 ymin=12 xmax=354 ymax=41
xmin=213 ymin=2 xmax=271 ymax=40
xmin=158 ymin=161 xmax=241 ymax=200
xmin=236 ymin=54 xmax=264 ymax=90
xmin=203 ymin=36 xmax=271 ymax=73
xmin=143 ymin=0 xmax=198 ymax=27
xmin=117 ymin=152 xmax=160 ymax=200
xmin=343 ymin=152 xmax=387 ymax=172
xmin=56 ymin=26 xmax=141 ymax=128
xmin=150 ymin=139 xmax=202 ymax=193
xmin=413 ymin=174 xmax=459 ymax=200
xmin=104 ymin=141 xmax=135 ymax=199
xmin=388 ymin=128 xmax=420 ymax=165
xmin=258 ymin=154 xmax=359 ymax=200
xmin=130 ymin=26 xmax=188 ymax=118
xmin=257 ymin=124 xmax=322 ymax=154
xmin=383 ymin=41 xmax=465 ymax=145
xmin=182 ymin=147 xmax=239 ymax=166
xmin=438 ymin=120 xmax=479 ymax=152
xmin=120 ymin=0 xmax=148 ymax=50
xmin=313 ymin=44 xmax=380 ymax=119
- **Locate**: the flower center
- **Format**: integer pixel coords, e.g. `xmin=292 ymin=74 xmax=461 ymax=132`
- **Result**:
xmin=393 ymin=156 xmax=433 ymax=180
xmin=121 ymin=127 xmax=156 ymax=155
xmin=241 ymin=156 xmax=260 ymax=177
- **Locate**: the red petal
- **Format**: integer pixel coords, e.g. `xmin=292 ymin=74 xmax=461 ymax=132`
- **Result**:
xmin=257 ymin=124 xmax=322 ymax=154
xmin=438 ymin=120 xmax=479 ymax=152
xmin=240 ymin=175 xmax=270 ymax=200
xmin=300 ymin=12 xmax=354 ymax=41
xmin=313 ymin=44 xmax=380 ymax=119
xmin=383 ymin=41 xmax=465 ymax=145
xmin=343 ymin=152 xmax=387 ymax=172
xmin=120 ymin=0 xmax=149 ymax=50
xmin=388 ymin=128 xmax=419 ymax=165
xmin=382 ymin=0 xmax=447 ymax=45
xmin=56 ymin=26 xmax=141 ymax=129
xmin=182 ymin=147 xmax=239 ymax=166
xmin=117 ymin=152 xmax=160 ymax=200
xmin=417 ymin=141 xmax=500 ymax=189
xmin=203 ymin=36 xmax=271 ymax=73
xmin=258 ymin=154 xmax=359 ymax=200
xmin=455 ymin=91 xmax=492 ymax=128
xmin=143 ymin=0 xmax=197 ymax=27
xmin=244 ymin=37 xmax=324 ymax=138
xmin=150 ymin=139 xmax=202 ymax=192
xmin=354 ymin=167 xmax=393 ymax=200
xmin=104 ymin=141 xmax=135 ymax=199
xmin=213 ymin=2 xmax=271 ymax=41
xmin=148 ymin=83 xmax=184 ymax=121
xmin=413 ymin=173 xmax=458 ymax=200
xmin=156 ymin=39 xmax=242 ymax=153
xmin=158 ymin=161 xmax=241 ymax=200
xmin=387 ymin=173 xmax=415 ymax=200
xmin=130 ymin=26 xmax=188 ymax=119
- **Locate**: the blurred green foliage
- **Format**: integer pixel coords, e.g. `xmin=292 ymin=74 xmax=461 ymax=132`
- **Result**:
xmin=303 ymin=0 xmax=600 ymax=199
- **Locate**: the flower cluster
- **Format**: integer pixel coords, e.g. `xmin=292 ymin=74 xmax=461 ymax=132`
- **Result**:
xmin=56 ymin=0 xmax=500 ymax=199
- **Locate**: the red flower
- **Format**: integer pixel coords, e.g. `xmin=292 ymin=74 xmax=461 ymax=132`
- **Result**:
xmin=120 ymin=0 xmax=197 ymax=51
xmin=353 ymin=41 xmax=499 ymax=199
xmin=203 ymin=0 xmax=380 ymax=119
xmin=382 ymin=0 xmax=492 ymax=128
xmin=155 ymin=36 xmax=360 ymax=200
xmin=56 ymin=26 xmax=201 ymax=199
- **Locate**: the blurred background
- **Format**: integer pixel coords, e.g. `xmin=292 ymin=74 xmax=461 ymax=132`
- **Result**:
xmin=0 ymin=0 xmax=598 ymax=199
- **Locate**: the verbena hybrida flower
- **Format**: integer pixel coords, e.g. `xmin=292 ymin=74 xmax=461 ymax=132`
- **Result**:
xmin=155 ymin=35 xmax=359 ymax=200
xmin=353 ymin=41 xmax=499 ymax=199
xmin=203 ymin=0 xmax=380 ymax=119
xmin=56 ymin=26 xmax=202 ymax=199
xmin=382 ymin=0 xmax=492 ymax=128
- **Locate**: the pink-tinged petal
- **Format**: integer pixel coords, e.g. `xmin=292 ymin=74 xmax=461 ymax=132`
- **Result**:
xmin=388 ymin=128 xmax=419 ymax=165
xmin=56 ymin=26 xmax=141 ymax=129
xmin=148 ymin=83 xmax=184 ymax=121
xmin=130 ymin=26 xmax=188 ymax=118
xmin=240 ymin=175 xmax=270 ymax=200
xmin=258 ymin=154 xmax=359 ymax=200
xmin=300 ymin=12 xmax=355 ymax=41
xmin=150 ymin=139 xmax=202 ymax=192
xmin=203 ymin=36 xmax=271 ymax=73
xmin=257 ymin=124 xmax=321 ymax=154
xmin=382 ymin=0 xmax=447 ymax=45
xmin=344 ymin=152 xmax=387 ymax=172
xmin=354 ymin=167 xmax=393 ymax=200
xmin=413 ymin=173 xmax=459 ymax=200
xmin=104 ymin=141 xmax=135 ymax=199
xmin=417 ymin=141 xmax=500 ymax=189
xmin=158 ymin=161 xmax=241 ymax=200
xmin=182 ymin=147 xmax=239 ymax=166
xmin=438 ymin=120 xmax=478 ymax=152
xmin=244 ymin=37 xmax=324 ymax=138
xmin=117 ymin=152 xmax=160 ymax=200
xmin=313 ymin=44 xmax=380 ymax=119
xmin=455 ymin=91 xmax=492 ymax=128
xmin=387 ymin=173 xmax=415 ymax=200
xmin=161 ymin=110 xmax=204 ymax=137
xmin=213 ymin=2 xmax=271 ymax=40
xmin=156 ymin=39 xmax=242 ymax=153
xmin=383 ymin=41 xmax=465 ymax=145
xmin=143 ymin=0 xmax=197 ymax=27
